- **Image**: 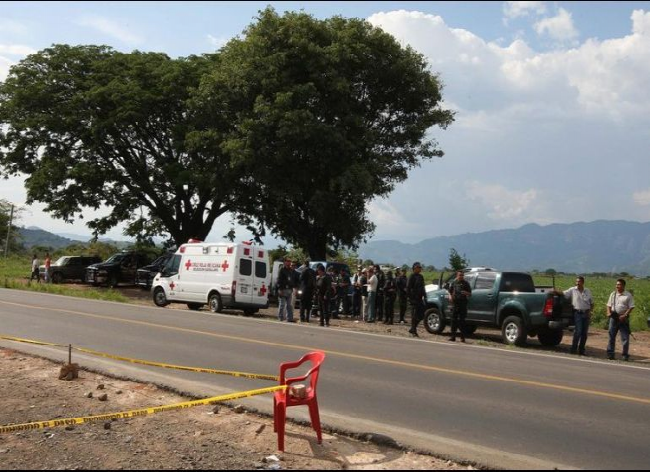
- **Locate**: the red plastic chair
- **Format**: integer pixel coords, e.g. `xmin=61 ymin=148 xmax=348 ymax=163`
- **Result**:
xmin=273 ymin=351 xmax=326 ymax=452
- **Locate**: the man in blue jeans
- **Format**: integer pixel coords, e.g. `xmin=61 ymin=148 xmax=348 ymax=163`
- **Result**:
xmin=276 ymin=258 xmax=295 ymax=322
xmin=555 ymin=276 xmax=594 ymax=356
xmin=606 ymin=278 xmax=635 ymax=361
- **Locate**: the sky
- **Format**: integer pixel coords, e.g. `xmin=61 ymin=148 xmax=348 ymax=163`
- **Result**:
xmin=1 ymin=1 xmax=650 ymax=246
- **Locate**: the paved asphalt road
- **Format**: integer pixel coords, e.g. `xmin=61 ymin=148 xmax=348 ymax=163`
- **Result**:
xmin=1 ymin=288 xmax=649 ymax=470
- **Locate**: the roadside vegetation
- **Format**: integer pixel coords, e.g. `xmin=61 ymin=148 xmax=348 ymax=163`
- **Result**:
xmin=0 ymin=255 xmax=129 ymax=303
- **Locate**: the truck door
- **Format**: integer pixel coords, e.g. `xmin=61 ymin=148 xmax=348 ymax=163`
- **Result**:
xmin=468 ymin=272 xmax=498 ymax=324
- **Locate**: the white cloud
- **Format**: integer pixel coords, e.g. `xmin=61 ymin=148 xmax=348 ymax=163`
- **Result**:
xmin=368 ymin=9 xmax=650 ymax=123
xmin=368 ymin=199 xmax=420 ymax=233
xmin=633 ymin=189 xmax=650 ymax=206
xmin=503 ymin=1 xmax=548 ymax=20
xmin=207 ymin=34 xmax=229 ymax=49
xmin=77 ymin=15 xmax=144 ymax=45
xmin=533 ymin=8 xmax=579 ymax=44
xmin=465 ymin=182 xmax=539 ymax=220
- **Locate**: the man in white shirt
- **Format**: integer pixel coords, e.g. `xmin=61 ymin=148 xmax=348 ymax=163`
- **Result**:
xmin=367 ymin=267 xmax=378 ymax=323
xmin=606 ymin=279 xmax=635 ymax=361
xmin=555 ymin=276 xmax=594 ymax=356
xmin=30 ymin=254 xmax=40 ymax=283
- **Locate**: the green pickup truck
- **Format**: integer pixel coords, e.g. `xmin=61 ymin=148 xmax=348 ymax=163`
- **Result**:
xmin=424 ymin=269 xmax=574 ymax=346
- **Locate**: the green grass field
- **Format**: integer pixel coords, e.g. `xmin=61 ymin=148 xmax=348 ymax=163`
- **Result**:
xmin=0 ymin=255 xmax=129 ymax=303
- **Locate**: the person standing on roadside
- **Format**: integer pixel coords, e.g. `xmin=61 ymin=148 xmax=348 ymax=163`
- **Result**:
xmin=367 ymin=267 xmax=378 ymax=323
xmin=383 ymin=270 xmax=397 ymax=325
xmin=606 ymin=278 xmax=635 ymax=361
xmin=316 ymin=264 xmax=332 ymax=327
xmin=374 ymin=265 xmax=385 ymax=323
xmin=30 ymin=254 xmax=41 ymax=283
xmin=44 ymin=252 xmax=52 ymax=284
xmin=276 ymin=257 xmax=296 ymax=322
xmin=396 ymin=268 xmax=408 ymax=324
xmin=360 ymin=269 xmax=369 ymax=322
xmin=554 ymin=276 xmax=594 ymax=356
xmin=299 ymin=260 xmax=316 ymax=323
xmin=448 ymin=271 xmax=472 ymax=343
xmin=352 ymin=267 xmax=363 ymax=319
xmin=407 ymin=262 xmax=427 ymax=337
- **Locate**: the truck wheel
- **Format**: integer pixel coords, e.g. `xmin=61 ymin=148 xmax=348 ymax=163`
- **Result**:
xmin=187 ymin=303 xmax=203 ymax=311
xmin=209 ymin=293 xmax=223 ymax=313
xmin=153 ymin=288 xmax=169 ymax=307
xmin=52 ymin=272 xmax=63 ymax=284
xmin=538 ymin=329 xmax=564 ymax=346
xmin=502 ymin=316 xmax=527 ymax=346
xmin=424 ymin=307 xmax=446 ymax=334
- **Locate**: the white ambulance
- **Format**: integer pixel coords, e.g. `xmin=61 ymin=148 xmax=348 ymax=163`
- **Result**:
xmin=151 ymin=240 xmax=270 ymax=316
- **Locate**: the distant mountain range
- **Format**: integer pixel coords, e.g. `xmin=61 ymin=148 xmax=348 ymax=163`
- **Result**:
xmin=18 ymin=221 xmax=650 ymax=275
xmin=18 ymin=227 xmax=133 ymax=250
xmin=359 ymin=220 xmax=650 ymax=276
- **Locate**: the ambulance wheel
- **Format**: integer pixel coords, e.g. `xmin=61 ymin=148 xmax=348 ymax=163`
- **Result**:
xmin=187 ymin=303 xmax=203 ymax=311
xmin=153 ymin=288 xmax=169 ymax=307
xmin=209 ymin=293 xmax=223 ymax=313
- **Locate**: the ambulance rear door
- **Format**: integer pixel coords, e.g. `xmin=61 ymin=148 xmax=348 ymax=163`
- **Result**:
xmin=251 ymin=247 xmax=270 ymax=307
xmin=235 ymin=244 xmax=254 ymax=305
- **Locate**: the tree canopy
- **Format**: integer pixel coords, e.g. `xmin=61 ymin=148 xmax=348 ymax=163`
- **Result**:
xmin=194 ymin=8 xmax=454 ymax=258
xmin=0 ymin=45 xmax=250 ymax=246
xmin=1 ymin=9 xmax=453 ymax=256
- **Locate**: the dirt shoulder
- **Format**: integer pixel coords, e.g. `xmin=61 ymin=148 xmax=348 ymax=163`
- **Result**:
xmin=0 ymin=347 xmax=471 ymax=470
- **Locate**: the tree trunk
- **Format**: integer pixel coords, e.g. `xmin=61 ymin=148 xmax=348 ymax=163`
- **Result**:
xmin=307 ymin=233 xmax=328 ymax=261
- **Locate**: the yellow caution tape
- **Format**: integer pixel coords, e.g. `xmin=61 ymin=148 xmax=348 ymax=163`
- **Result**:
xmin=0 ymin=335 xmax=279 ymax=382
xmin=73 ymin=346 xmax=280 ymax=381
xmin=0 ymin=385 xmax=286 ymax=434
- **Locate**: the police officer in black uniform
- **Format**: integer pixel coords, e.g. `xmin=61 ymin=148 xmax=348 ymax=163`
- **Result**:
xmin=396 ymin=268 xmax=408 ymax=324
xmin=316 ymin=264 xmax=332 ymax=327
xmin=449 ymin=270 xmax=472 ymax=342
xmin=299 ymin=260 xmax=316 ymax=322
xmin=407 ymin=262 xmax=427 ymax=337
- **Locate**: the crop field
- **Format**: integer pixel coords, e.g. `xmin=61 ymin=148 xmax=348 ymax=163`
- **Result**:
xmin=537 ymin=275 xmax=649 ymax=332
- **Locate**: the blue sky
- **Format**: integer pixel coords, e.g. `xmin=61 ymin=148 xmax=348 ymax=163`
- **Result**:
xmin=2 ymin=1 xmax=650 ymax=245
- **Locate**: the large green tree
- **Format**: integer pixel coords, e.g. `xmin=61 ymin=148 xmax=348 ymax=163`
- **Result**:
xmin=0 ymin=45 xmax=248 ymax=246
xmin=195 ymin=8 xmax=454 ymax=259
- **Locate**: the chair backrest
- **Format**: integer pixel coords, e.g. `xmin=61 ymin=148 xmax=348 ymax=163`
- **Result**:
xmin=280 ymin=351 xmax=326 ymax=394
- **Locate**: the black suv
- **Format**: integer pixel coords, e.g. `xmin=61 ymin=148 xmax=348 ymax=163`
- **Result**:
xmin=39 ymin=256 xmax=102 ymax=284
xmin=86 ymin=252 xmax=152 ymax=288
xmin=136 ymin=253 xmax=174 ymax=290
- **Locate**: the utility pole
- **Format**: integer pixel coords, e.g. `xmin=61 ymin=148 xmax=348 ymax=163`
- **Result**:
xmin=4 ymin=204 xmax=14 ymax=258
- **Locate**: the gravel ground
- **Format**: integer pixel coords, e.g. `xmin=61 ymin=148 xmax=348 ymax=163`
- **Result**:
xmin=0 ymin=348 xmax=473 ymax=470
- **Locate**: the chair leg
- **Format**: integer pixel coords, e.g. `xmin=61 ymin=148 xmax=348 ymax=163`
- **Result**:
xmin=308 ymin=399 xmax=322 ymax=444
xmin=276 ymin=403 xmax=286 ymax=452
